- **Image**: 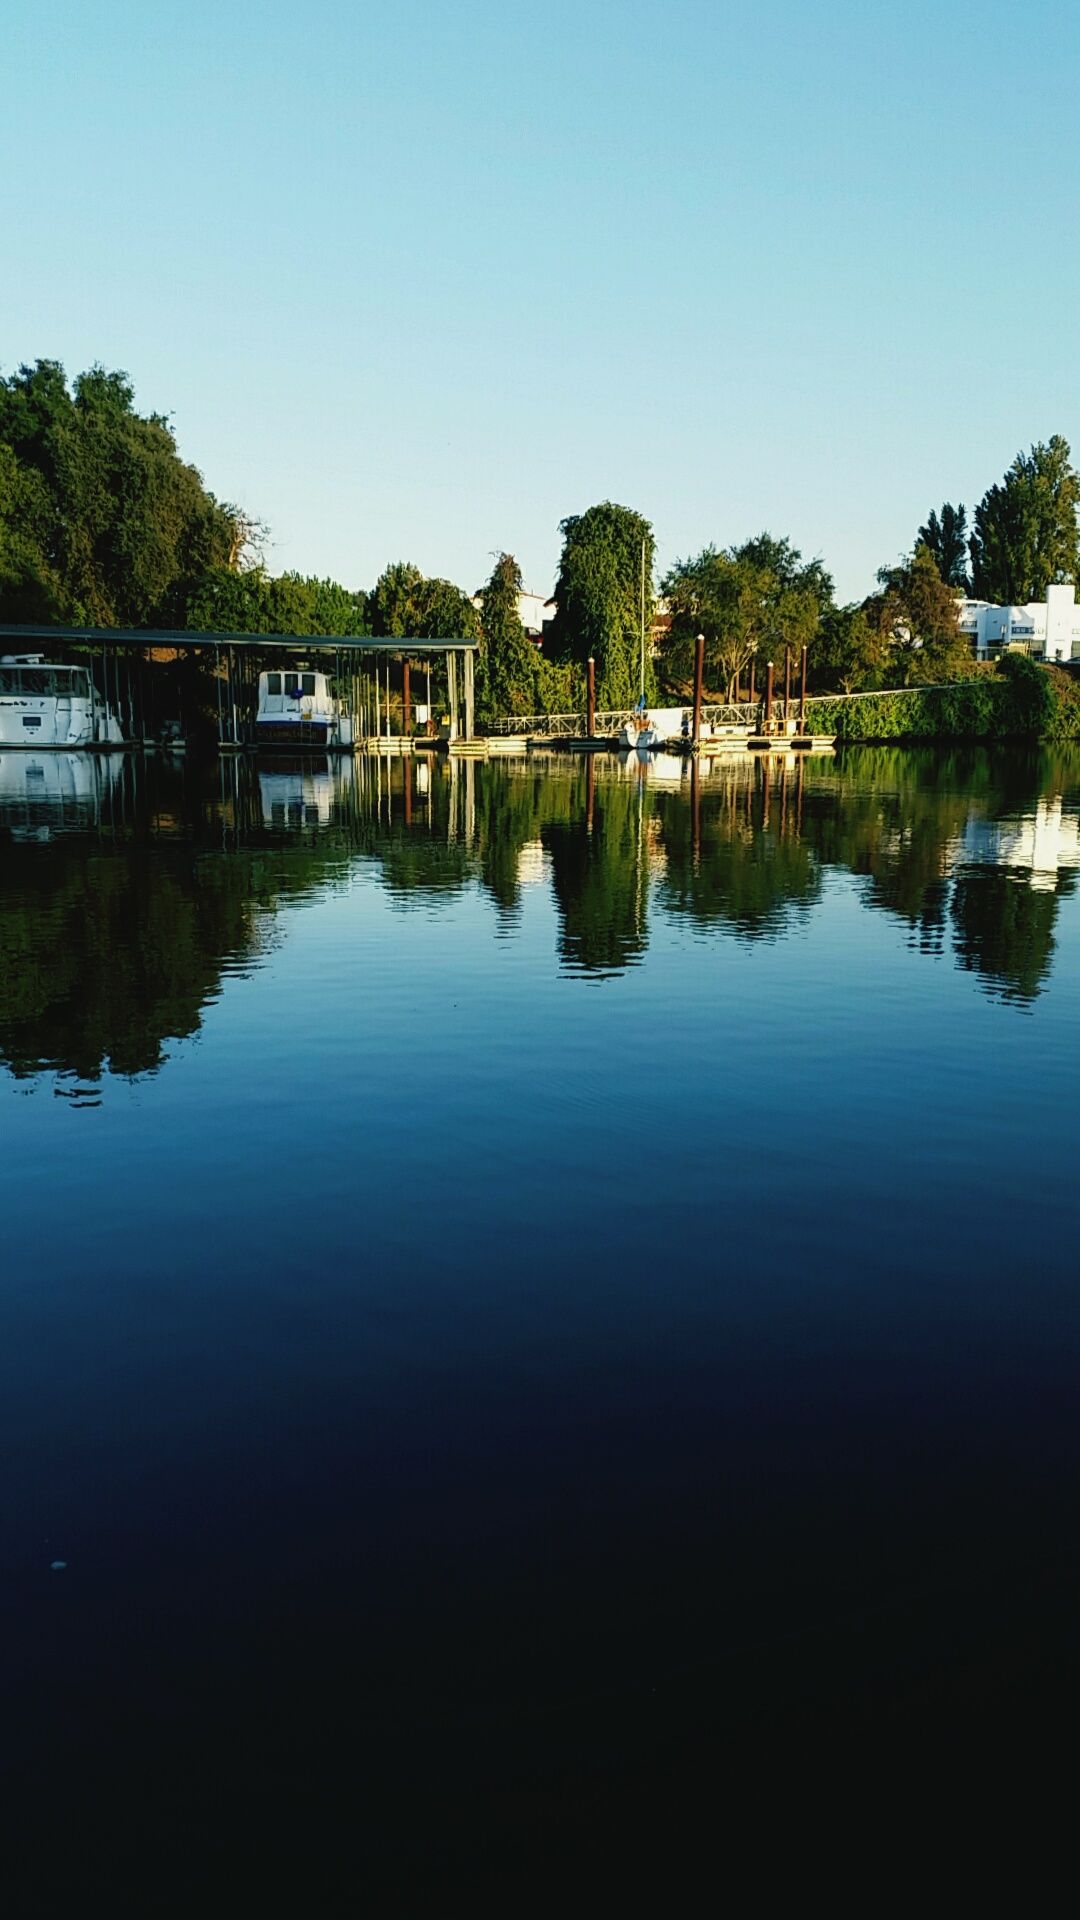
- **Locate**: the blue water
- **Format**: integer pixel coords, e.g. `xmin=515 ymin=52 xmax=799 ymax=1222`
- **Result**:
xmin=2 ymin=745 xmax=1079 ymax=1895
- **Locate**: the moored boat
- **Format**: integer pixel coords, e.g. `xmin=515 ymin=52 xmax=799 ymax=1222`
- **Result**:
xmin=255 ymin=668 xmax=354 ymax=752
xmin=0 ymin=654 xmax=125 ymax=748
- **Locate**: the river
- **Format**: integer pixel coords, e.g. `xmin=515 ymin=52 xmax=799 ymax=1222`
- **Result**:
xmin=3 ymin=744 xmax=1079 ymax=1893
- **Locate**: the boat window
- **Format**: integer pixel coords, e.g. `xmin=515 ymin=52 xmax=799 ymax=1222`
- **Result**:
xmin=20 ymin=668 xmax=48 ymax=694
xmin=285 ymin=674 xmax=301 ymax=696
xmin=0 ymin=669 xmax=17 ymax=694
xmin=267 ymin=672 xmax=282 ymax=695
xmin=302 ymin=673 xmax=316 ymax=696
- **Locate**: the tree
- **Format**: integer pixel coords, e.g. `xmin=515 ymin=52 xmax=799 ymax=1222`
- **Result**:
xmin=0 ymin=359 xmax=240 ymax=626
xmin=814 ymin=603 xmax=887 ymax=693
xmin=969 ymin=436 xmax=1080 ymax=603
xmin=476 ymin=551 xmax=536 ymax=718
xmin=408 ymin=576 xmax=480 ymax=641
xmin=662 ymin=532 xmax=832 ymax=700
xmin=368 ymin=561 xmax=423 ymax=636
xmin=663 ymin=548 xmax=771 ymax=700
xmin=918 ymin=503 xmax=970 ymax=590
xmin=872 ymin=543 xmax=971 ymax=683
xmin=185 ymin=567 xmax=368 ymax=636
xmin=550 ymin=502 xmax=655 ymax=708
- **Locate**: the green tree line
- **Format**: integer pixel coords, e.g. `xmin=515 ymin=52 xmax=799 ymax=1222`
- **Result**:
xmin=3 ymin=358 xmax=1079 ymax=722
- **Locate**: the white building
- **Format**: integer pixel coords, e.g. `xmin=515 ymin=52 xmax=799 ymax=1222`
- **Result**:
xmin=471 ymin=588 xmax=556 ymax=639
xmin=957 ymin=582 xmax=1080 ymax=662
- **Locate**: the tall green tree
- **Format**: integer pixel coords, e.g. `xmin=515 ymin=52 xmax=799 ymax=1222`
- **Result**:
xmin=185 ymin=568 xmax=368 ymax=635
xmin=550 ymin=502 xmax=655 ymax=708
xmin=409 ymin=576 xmax=480 ymax=640
xmin=969 ymin=436 xmax=1080 ymax=603
xmin=814 ymin=602 xmax=887 ymax=693
xmin=368 ymin=561 xmax=423 ymax=636
xmin=918 ymin=503 xmax=970 ymax=590
xmin=662 ymin=532 xmax=831 ymax=699
xmin=872 ymin=543 xmax=971 ymax=684
xmin=0 ymin=359 xmax=240 ymax=626
xmin=476 ymin=551 xmax=536 ymax=717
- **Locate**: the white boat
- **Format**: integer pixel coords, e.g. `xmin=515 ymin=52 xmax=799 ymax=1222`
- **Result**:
xmin=0 ymin=749 xmax=119 ymax=840
xmin=0 ymin=654 xmax=125 ymax=748
xmin=258 ymin=758 xmax=355 ymax=830
xmin=619 ymin=718 xmax=661 ymax=751
xmin=255 ymin=667 xmax=354 ymax=752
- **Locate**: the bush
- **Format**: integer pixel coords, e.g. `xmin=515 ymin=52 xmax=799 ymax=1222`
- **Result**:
xmin=806 ymin=659 xmax=1080 ymax=742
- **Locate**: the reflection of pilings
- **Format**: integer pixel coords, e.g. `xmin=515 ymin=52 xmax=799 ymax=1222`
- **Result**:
xmin=691 ymin=754 xmax=701 ymax=867
xmin=464 ymin=754 xmax=476 ymax=846
xmin=693 ymin=632 xmax=704 ymax=746
xmin=780 ymin=757 xmax=788 ymax=835
xmin=796 ymin=751 xmax=804 ymax=835
xmin=404 ymin=755 xmax=413 ymax=827
xmin=586 ymin=752 xmax=595 ymax=834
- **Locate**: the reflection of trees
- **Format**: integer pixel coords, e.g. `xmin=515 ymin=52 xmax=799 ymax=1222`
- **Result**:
xmin=543 ymin=774 xmax=649 ymax=974
xmin=951 ymin=868 xmax=1066 ymax=1003
xmin=656 ymin=762 xmax=820 ymax=937
xmin=4 ymin=746 xmax=1079 ymax=1092
xmin=0 ymin=845 xmax=268 ymax=1080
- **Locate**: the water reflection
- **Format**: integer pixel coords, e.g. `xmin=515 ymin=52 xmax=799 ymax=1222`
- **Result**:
xmin=2 ymin=744 xmax=1079 ymax=1087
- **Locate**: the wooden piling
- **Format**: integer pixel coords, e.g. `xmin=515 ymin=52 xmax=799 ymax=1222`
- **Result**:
xmin=799 ymin=644 xmax=808 ymax=733
xmin=765 ymin=660 xmax=774 ymax=733
xmin=692 ymin=632 xmax=704 ymax=746
xmin=587 ymin=656 xmax=596 ymax=738
xmin=403 ymin=659 xmax=411 ymax=735
xmin=784 ymin=647 xmax=791 ymax=728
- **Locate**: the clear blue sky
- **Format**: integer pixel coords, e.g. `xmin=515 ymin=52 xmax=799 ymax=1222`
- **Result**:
xmin=4 ymin=0 xmax=1078 ymax=603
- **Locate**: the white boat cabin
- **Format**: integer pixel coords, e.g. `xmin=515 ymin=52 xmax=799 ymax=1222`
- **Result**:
xmin=255 ymin=667 xmax=353 ymax=751
xmin=0 ymin=654 xmax=125 ymax=749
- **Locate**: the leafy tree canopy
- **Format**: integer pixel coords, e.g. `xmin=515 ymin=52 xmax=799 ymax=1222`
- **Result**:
xmin=185 ymin=567 xmax=369 ymax=636
xmin=969 ymin=435 xmax=1080 ymax=603
xmin=476 ymin=552 xmax=537 ymax=718
xmin=550 ymin=502 xmax=655 ymax=708
xmin=662 ymin=532 xmax=832 ymax=700
xmin=871 ymin=543 xmax=971 ymax=684
xmin=918 ymin=502 xmax=970 ymax=591
xmin=0 ymin=359 xmax=241 ymax=626
xmin=367 ymin=561 xmax=478 ymax=642
xmin=814 ymin=602 xmax=888 ymax=693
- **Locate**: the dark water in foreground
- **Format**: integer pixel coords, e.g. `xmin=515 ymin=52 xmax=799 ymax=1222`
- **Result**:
xmin=3 ymin=744 xmax=1079 ymax=1894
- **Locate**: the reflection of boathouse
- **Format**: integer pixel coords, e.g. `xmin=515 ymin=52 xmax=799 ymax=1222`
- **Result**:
xmin=962 ymin=799 xmax=1080 ymax=892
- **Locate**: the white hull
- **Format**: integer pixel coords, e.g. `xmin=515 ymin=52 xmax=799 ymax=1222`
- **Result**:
xmin=0 ymin=658 xmax=125 ymax=748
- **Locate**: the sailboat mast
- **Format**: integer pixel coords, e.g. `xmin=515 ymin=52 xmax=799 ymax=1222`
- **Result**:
xmin=639 ymin=536 xmax=646 ymax=703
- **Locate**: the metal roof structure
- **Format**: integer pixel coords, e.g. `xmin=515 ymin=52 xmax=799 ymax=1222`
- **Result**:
xmin=0 ymin=625 xmax=478 ymax=653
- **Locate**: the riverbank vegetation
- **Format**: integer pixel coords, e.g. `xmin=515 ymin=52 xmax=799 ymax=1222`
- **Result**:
xmin=3 ymin=358 xmax=1080 ymax=735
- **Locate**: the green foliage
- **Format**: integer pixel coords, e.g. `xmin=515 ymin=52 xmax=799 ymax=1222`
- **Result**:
xmin=807 ymin=657 xmax=1080 ymax=742
xmin=917 ymin=502 xmax=970 ymax=590
xmin=814 ymin=602 xmax=887 ymax=692
xmin=410 ymin=576 xmax=480 ymax=641
xmin=367 ymin=561 xmax=478 ymax=643
xmin=476 ymin=552 xmax=537 ymax=719
xmin=0 ymin=359 xmax=239 ymax=626
xmin=969 ymin=435 xmax=1080 ymax=603
xmin=872 ymin=543 xmax=972 ymax=684
xmin=185 ymin=567 xmax=368 ymax=636
xmin=550 ymin=502 xmax=655 ymax=708
xmin=663 ymin=532 xmax=830 ymax=699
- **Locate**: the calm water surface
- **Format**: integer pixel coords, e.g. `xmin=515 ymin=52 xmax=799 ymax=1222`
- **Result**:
xmin=3 ymin=745 xmax=1079 ymax=1891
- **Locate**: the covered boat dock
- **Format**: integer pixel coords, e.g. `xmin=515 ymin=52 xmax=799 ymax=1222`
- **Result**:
xmin=0 ymin=625 xmax=481 ymax=751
